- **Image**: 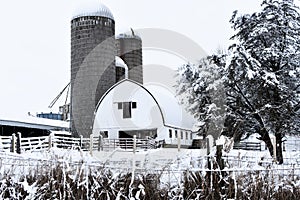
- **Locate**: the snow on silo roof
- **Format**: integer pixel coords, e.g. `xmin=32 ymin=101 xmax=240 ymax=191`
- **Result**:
xmin=116 ymin=28 xmax=141 ymax=40
xmin=115 ymin=56 xmax=128 ymax=79
xmin=72 ymin=2 xmax=114 ymax=20
xmin=115 ymin=56 xmax=128 ymax=69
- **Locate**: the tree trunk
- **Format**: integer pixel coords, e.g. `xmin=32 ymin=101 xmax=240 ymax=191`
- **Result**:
xmin=260 ymin=128 xmax=274 ymax=157
xmin=253 ymin=113 xmax=274 ymax=157
xmin=276 ymin=134 xmax=283 ymax=164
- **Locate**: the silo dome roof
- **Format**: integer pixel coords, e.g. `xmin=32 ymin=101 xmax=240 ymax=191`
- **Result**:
xmin=72 ymin=2 xmax=114 ymax=20
xmin=115 ymin=56 xmax=128 ymax=69
xmin=116 ymin=28 xmax=141 ymax=40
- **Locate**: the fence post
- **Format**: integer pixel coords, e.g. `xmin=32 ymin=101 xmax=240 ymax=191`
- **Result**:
xmin=98 ymin=135 xmax=103 ymax=151
xmin=80 ymin=135 xmax=83 ymax=148
xmin=89 ymin=134 xmax=93 ymax=156
xmin=133 ymin=135 xmax=137 ymax=154
xmin=260 ymin=142 xmax=262 ymax=151
xmin=177 ymin=131 xmax=181 ymax=152
xmin=11 ymin=133 xmax=16 ymax=153
xmin=16 ymin=132 xmax=21 ymax=154
xmin=206 ymin=137 xmax=210 ymax=155
xmin=237 ymin=151 xmax=241 ymax=168
xmin=48 ymin=133 xmax=53 ymax=150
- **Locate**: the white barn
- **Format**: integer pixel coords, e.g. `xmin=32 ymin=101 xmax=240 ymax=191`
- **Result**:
xmin=92 ymin=79 xmax=196 ymax=146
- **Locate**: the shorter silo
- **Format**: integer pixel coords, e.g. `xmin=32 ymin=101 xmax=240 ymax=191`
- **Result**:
xmin=116 ymin=30 xmax=143 ymax=84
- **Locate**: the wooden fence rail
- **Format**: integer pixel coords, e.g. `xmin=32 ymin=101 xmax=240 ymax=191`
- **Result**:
xmin=0 ymin=132 xmax=159 ymax=154
xmin=0 ymin=135 xmax=12 ymax=151
xmin=233 ymin=142 xmax=262 ymax=151
xmin=20 ymin=136 xmax=49 ymax=152
xmin=100 ymin=138 xmax=158 ymax=151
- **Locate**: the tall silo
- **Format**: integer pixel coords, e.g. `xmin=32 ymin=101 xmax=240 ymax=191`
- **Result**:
xmin=116 ymin=31 xmax=143 ymax=84
xmin=71 ymin=3 xmax=116 ymax=137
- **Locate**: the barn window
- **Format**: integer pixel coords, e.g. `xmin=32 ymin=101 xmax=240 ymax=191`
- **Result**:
xmin=132 ymin=102 xmax=137 ymax=109
xmin=169 ymin=129 xmax=172 ymax=138
xmin=186 ymin=132 xmax=189 ymax=140
xmin=116 ymin=101 xmax=137 ymax=118
xmin=181 ymin=131 xmax=183 ymax=139
xmin=123 ymin=102 xmax=131 ymax=118
xmin=118 ymin=102 xmax=122 ymax=109
xmin=175 ymin=130 xmax=178 ymax=138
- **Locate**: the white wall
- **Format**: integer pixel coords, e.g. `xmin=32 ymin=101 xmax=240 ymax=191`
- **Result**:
xmin=162 ymin=127 xmax=194 ymax=145
xmin=93 ymin=80 xmax=195 ymax=146
xmin=93 ymin=80 xmax=164 ymax=138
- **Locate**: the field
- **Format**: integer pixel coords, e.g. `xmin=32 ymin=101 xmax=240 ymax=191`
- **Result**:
xmin=0 ymin=139 xmax=300 ymax=199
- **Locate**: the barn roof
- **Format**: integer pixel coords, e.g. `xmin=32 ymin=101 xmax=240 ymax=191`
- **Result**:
xmin=95 ymin=79 xmax=195 ymax=130
xmin=0 ymin=115 xmax=69 ymax=130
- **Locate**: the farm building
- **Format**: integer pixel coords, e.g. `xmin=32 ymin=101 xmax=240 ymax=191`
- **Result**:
xmin=0 ymin=115 xmax=69 ymax=137
xmin=92 ymin=79 xmax=196 ymax=146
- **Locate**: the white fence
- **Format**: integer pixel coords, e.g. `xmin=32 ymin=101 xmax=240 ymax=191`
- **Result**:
xmin=0 ymin=132 xmax=160 ymax=154
xmin=0 ymin=136 xmax=12 ymax=151
xmin=283 ymin=139 xmax=300 ymax=151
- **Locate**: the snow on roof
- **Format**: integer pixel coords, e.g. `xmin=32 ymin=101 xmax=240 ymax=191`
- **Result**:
xmin=115 ymin=56 xmax=128 ymax=69
xmin=116 ymin=33 xmax=141 ymax=40
xmin=116 ymin=28 xmax=141 ymax=40
xmin=0 ymin=114 xmax=69 ymax=130
xmin=144 ymin=83 xmax=196 ymax=130
xmin=115 ymin=56 xmax=128 ymax=79
xmin=94 ymin=79 xmax=196 ymax=130
xmin=72 ymin=2 xmax=114 ymax=20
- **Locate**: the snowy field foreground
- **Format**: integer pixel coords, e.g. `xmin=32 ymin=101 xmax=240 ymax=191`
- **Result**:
xmin=0 ymin=147 xmax=299 ymax=199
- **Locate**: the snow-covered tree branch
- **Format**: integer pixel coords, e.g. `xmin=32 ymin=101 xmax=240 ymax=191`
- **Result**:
xmin=176 ymin=58 xmax=225 ymax=140
xmin=176 ymin=0 xmax=300 ymax=164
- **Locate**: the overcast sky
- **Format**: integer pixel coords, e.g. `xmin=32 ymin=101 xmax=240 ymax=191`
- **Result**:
xmin=0 ymin=0 xmax=294 ymax=118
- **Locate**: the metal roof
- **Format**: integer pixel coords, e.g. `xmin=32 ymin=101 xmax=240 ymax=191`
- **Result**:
xmin=0 ymin=115 xmax=69 ymax=131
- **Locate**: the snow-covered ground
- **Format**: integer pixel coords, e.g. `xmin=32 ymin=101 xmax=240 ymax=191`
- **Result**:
xmin=93 ymin=148 xmax=207 ymax=170
xmin=1 ymin=145 xmax=299 ymax=185
xmin=1 ymin=142 xmax=299 ymax=176
xmin=0 ymin=143 xmax=299 ymax=199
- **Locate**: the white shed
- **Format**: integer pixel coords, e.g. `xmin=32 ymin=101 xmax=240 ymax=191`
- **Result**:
xmin=92 ymin=79 xmax=196 ymax=146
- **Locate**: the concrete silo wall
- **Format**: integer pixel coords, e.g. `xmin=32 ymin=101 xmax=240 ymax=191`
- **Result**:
xmin=71 ymin=16 xmax=116 ymax=137
xmin=116 ymin=37 xmax=143 ymax=84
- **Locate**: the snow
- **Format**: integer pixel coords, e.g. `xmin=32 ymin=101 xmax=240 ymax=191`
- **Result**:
xmin=116 ymin=31 xmax=142 ymax=40
xmin=0 ymin=114 xmax=69 ymax=129
xmin=289 ymin=70 xmax=297 ymax=78
xmin=115 ymin=56 xmax=128 ymax=79
xmin=145 ymin=83 xmax=196 ymax=129
xmin=176 ymin=61 xmax=225 ymax=139
xmin=263 ymin=71 xmax=279 ymax=85
xmin=72 ymin=1 xmax=114 ymax=20
xmin=0 ymin=127 xmax=299 ymax=198
xmin=241 ymin=133 xmax=262 ymax=143
xmin=247 ymin=68 xmax=256 ymax=79
xmin=115 ymin=56 xmax=128 ymax=69
xmin=0 ymin=141 xmax=299 ymax=198
xmin=216 ymin=135 xmax=226 ymax=145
